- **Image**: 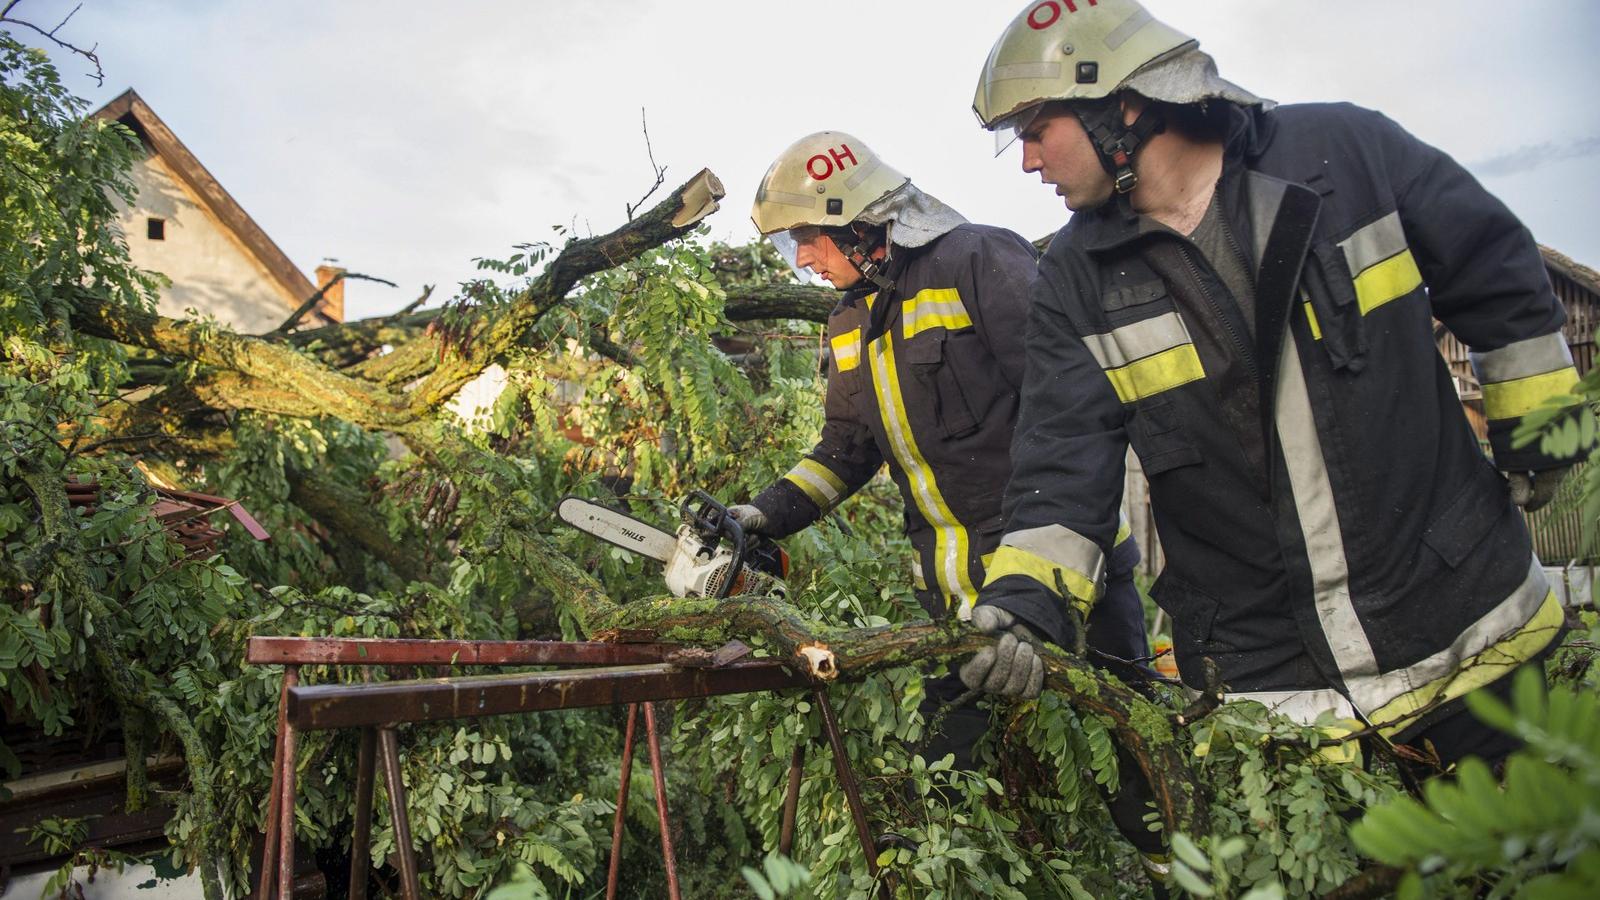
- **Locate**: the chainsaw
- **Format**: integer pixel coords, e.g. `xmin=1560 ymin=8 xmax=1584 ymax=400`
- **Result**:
xmin=556 ymin=490 xmax=789 ymax=599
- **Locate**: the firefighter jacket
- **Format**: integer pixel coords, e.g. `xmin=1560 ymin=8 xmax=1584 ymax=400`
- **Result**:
xmin=750 ymin=223 xmax=1142 ymax=623
xmin=981 ymin=101 xmax=1576 ymax=738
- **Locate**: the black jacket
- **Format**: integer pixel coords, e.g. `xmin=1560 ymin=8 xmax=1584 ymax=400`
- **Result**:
xmin=982 ymin=102 xmax=1573 ymax=735
xmin=752 ymin=223 xmax=1141 ymax=621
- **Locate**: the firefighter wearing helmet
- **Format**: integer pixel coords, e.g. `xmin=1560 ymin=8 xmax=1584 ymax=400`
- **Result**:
xmin=964 ymin=0 xmax=1576 ymax=863
xmin=732 ymin=131 xmax=1151 ymax=765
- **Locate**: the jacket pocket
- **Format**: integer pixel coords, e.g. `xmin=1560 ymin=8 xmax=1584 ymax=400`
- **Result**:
xmin=1130 ymin=396 xmax=1203 ymax=475
xmin=1151 ymin=573 xmax=1225 ymax=675
xmin=1422 ymin=464 xmax=1511 ymax=568
xmin=905 ymin=332 xmax=981 ymax=439
xmin=1301 ymin=242 xmax=1368 ymax=373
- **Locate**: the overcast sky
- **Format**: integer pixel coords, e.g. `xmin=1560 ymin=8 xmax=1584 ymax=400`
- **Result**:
xmin=15 ymin=0 xmax=1600 ymax=321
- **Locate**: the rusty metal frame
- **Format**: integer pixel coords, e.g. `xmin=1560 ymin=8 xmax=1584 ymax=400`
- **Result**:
xmin=247 ymin=636 xmax=881 ymax=899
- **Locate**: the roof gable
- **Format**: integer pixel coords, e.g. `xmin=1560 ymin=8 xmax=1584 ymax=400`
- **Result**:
xmin=93 ymin=89 xmax=337 ymax=324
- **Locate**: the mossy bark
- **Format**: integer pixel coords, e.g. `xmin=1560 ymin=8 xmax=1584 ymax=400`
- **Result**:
xmin=514 ymin=531 xmax=1205 ymax=838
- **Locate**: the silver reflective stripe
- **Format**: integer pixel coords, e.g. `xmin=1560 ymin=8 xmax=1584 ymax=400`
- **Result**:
xmin=844 ymin=155 xmax=884 ymax=192
xmin=902 ymin=295 xmax=969 ymax=336
xmin=988 ymin=61 xmax=1062 ymax=81
xmin=1348 ymin=557 xmax=1551 ymax=712
xmin=911 ymin=557 xmax=926 ymax=590
xmin=787 ymin=463 xmax=843 ymax=508
xmin=1339 ymin=211 xmax=1407 ymax=275
xmin=1276 ymin=330 xmax=1378 ymax=678
xmin=1081 ymin=312 xmax=1191 ymax=369
xmin=1225 ymin=688 xmax=1356 ymax=726
xmin=999 ymin=524 xmax=1106 ymax=584
xmin=1471 ymin=332 xmax=1575 ymax=384
xmin=1104 ymin=7 xmax=1154 ymax=50
xmin=761 ymin=189 xmax=816 ymax=210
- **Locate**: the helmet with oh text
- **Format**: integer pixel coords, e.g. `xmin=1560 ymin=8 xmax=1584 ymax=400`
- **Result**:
xmin=752 ymin=131 xmax=966 ymax=289
xmin=973 ymin=0 xmax=1266 ymax=189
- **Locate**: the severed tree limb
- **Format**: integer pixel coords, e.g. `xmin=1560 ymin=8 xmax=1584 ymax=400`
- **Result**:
xmin=510 ymin=531 xmax=1204 ymax=839
xmin=723 ymin=283 xmax=835 ymax=323
xmin=69 ymin=169 xmax=725 ymax=434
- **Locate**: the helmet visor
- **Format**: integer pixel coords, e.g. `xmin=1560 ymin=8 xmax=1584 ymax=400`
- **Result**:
xmin=767 ymin=226 xmax=824 ymax=283
xmin=991 ymin=104 xmax=1043 ymax=157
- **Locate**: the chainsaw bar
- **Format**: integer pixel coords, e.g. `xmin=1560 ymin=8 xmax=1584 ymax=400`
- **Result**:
xmin=556 ymin=496 xmax=677 ymax=563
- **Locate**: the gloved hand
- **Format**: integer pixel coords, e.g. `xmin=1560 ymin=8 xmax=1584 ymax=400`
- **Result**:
xmin=726 ymin=504 xmax=770 ymax=535
xmin=958 ymin=606 xmax=1045 ymax=699
xmin=1507 ymin=466 xmax=1572 ymax=512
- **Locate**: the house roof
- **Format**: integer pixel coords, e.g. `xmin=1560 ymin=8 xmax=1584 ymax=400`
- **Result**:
xmin=92 ymin=89 xmax=338 ymax=324
xmin=1540 ymin=245 xmax=1600 ymax=299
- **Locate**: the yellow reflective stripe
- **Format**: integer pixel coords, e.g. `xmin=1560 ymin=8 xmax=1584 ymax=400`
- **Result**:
xmin=1352 ymin=249 xmax=1423 ymax=315
xmin=1481 ymin=366 xmax=1580 ymax=420
xmin=984 ymin=544 xmax=1097 ymax=616
xmin=1104 ymin=344 xmax=1206 ymax=403
xmin=1115 ymin=516 xmax=1131 ymax=545
xmin=867 ymin=334 xmax=977 ymax=609
xmin=830 ymin=328 xmax=861 ymax=373
xmin=1303 ymin=301 xmax=1322 ymax=341
xmin=782 ymin=458 xmax=847 ymax=509
xmin=901 ymin=288 xmax=972 ymax=339
xmin=1370 ymin=591 xmax=1563 ymax=737
xmin=1316 ymin=718 xmax=1365 ymax=766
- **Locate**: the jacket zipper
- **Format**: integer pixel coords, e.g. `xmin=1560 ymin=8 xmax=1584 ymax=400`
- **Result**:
xmin=1179 ymin=243 xmax=1258 ymax=384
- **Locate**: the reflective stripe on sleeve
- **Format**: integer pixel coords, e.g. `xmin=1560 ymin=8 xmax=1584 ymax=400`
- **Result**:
xmin=781 ymin=458 xmax=847 ymax=510
xmin=1082 ymin=313 xmax=1206 ymax=403
xmin=1356 ymin=558 xmax=1561 ymax=734
xmin=1474 ymin=333 xmax=1580 ymax=421
xmin=910 ymin=557 xmax=927 ymax=592
xmin=867 ymin=334 xmax=978 ymax=610
xmin=901 ymin=288 xmax=972 ymax=339
xmin=1224 ymin=688 xmax=1357 ymax=725
xmin=1338 ymin=212 xmax=1423 ymax=315
xmin=1482 ymin=367 xmax=1582 ymax=420
xmin=1104 ymin=345 xmax=1206 ymax=403
xmin=984 ymin=523 xmax=1105 ymax=614
xmin=830 ymin=328 xmax=862 ymax=373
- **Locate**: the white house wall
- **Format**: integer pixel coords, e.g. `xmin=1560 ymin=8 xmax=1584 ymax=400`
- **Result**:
xmin=115 ymin=152 xmax=301 ymax=334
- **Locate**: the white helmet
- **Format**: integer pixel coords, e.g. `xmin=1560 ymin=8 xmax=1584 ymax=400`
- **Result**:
xmin=752 ymin=132 xmax=909 ymax=287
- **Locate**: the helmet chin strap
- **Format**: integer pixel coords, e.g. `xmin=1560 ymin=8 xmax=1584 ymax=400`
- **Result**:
xmin=1072 ymin=95 xmax=1165 ymax=195
xmin=827 ymin=226 xmax=895 ymax=293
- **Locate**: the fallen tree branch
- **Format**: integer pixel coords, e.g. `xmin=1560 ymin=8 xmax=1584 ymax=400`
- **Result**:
xmin=723 ymin=283 xmax=835 ymax=323
xmin=68 ymin=169 xmax=726 ymax=435
xmin=510 ymin=530 xmax=1205 ymax=839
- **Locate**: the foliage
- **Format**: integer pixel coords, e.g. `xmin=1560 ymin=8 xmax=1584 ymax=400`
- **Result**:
xmin=1349 ymin=646 xmax=1600 ymax=899
xmin=4 ymin=34 xmax=1598 ymax=900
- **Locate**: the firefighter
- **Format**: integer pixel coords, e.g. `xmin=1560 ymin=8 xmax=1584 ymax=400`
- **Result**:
xmin=730 ymin=131 xmax=1150 ymax=764
xmin=966 ymin=0 xmax=1573 ymax=769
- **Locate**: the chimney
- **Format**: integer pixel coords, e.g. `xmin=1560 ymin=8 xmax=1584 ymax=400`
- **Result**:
xmin=314 ymin=264 xmax=346 ymax=323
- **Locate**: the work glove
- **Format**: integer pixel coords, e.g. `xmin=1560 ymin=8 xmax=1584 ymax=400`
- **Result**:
xmin=958 ymin=606 xmax=1045 ymax=699
xmin=1507 ymin=465 xmax=1572 ymax=512
xmin=726 ymin=504 xmax=770 ymax=535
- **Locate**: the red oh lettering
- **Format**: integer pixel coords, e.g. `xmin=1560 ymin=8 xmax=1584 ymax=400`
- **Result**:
xmin=807 ymin=145 xmax=858 ymax=181
xmin=1027 ymin=1 xmax=1060 ymax=29
xmin=830 ymin=144 xmax=858 ymax=170
xmin=806 ymin=154 xmax=833 ymax=180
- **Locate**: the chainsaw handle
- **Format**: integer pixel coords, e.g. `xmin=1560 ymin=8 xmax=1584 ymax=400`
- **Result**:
xmin=680 ymin=490 xmax=748 ymax=599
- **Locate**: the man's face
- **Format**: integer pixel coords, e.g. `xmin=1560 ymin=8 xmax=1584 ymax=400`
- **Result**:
xmin=792 ymin=229 xmax=862 ymax=289
xmin=1019 ymin=106 xmax=1114 ymax=212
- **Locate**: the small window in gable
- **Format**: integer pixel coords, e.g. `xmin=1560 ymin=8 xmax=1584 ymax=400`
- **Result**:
xmin=147 ymin=217 xmax=165 ymax=240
